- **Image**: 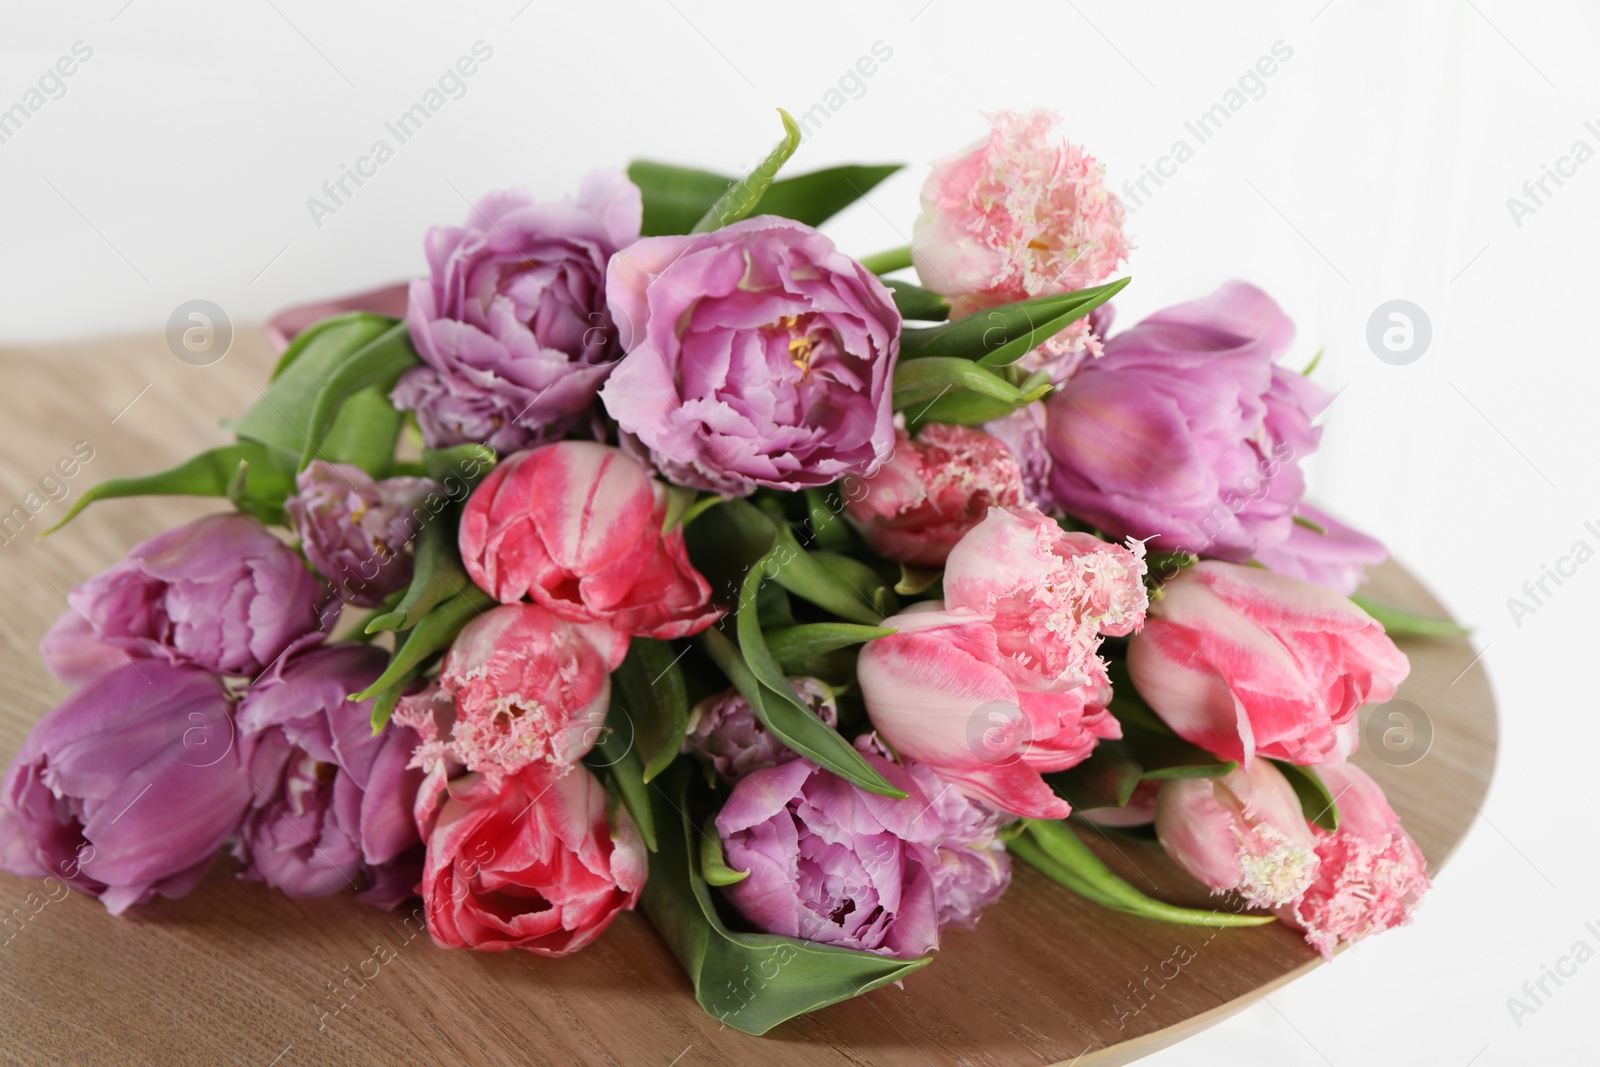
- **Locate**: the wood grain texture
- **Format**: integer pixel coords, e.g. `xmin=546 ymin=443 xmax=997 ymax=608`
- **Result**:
xmin=0 ymin=328 xmax=1497 ymax=1067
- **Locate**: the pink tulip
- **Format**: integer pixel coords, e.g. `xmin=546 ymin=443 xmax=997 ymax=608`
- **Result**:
xmin=416 ymin=763 xmax=646 ymax=955
xmin=857 ymin=606 xmax=1118 ymax=820
xmin=1127 ymin=561 xmax=1408 ymax=766
xmin=943 ymin=506 xmax=1148 ymax=691
xmin=1281 ymin=762 xmax=1430 ymax=958
xmin=843 ymin=424 xmax=1026 ymax=567
xmin=1154 ymin=762 xmax=1320 ymax=908
xmin=395 ymin=603 xmax=627 ymax=782
xmin=459 ymin=441 xmax=718 ymax=640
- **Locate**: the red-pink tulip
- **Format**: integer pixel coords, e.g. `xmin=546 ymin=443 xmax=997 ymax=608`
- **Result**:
xmin=1154 ymin=762 xmax=1319 ymax=908
xmin=843 ymin=424 xmax=1026 ymax=567
xmin=1127 ymin=561 xmax=1408 ymax=766
xmin=459 ymin=441 xmax=718 ymax=640
xmin=857 ymin=606 xmax=1118 ymax=820
xmin=944 ymin=506 xmax=1147 ymax=692
xmin=397 ymin=603 xmax=627 ymax=782
xmin=416 ymin=763 xmax=646 ymax=955
xmin=1280 ymin=762 xmax=1430 ymax=958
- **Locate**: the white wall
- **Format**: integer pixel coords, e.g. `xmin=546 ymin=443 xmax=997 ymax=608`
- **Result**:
xmin=4 ymin=1 xmax=1596 ymax=1062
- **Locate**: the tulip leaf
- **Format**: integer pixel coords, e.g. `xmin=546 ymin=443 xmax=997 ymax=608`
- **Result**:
xmin=886 ymin=279 xmax=951 ymax=322
xmin=763 ymin=519 xmax=886 ymax=627
xmin=43 ymin=441 xmax=298 ymax=533
xmin=684 ymin=496 xmax=780 ymax=611
xmin=691 ymin=109 xmax=802 ymax=234
xmin=610 ymin=637 xmax=692 ymax=784
xmin=698 ymin=626 xmax=901 ymax=799
xmin=586 ymin=690 xmax=657 ymax=852
xmin=1270 ymin=760 xmax=1340 ymax=832
xmin=639 ymin=768 xmax=930 ymax=1035
xmin=809 ymin=551 xmax=900 ymax=618
xmin=765 ymin=623 xmax=896 ymax=673
xmin=699 ymin=817 xmax=749 ymax=886
xmin=893 ymin=356 xmax=1029 ymax=409
xmin=1044 ymin=740 xmax=1143 ymax=811
xmin=364 ymin=519 xmax=471 ymax=634
xmin=1348 ymin=593 xmax=1471 ymax=637
xmin=318 ymin=386 xmax=405 ymax=478
xmin=899 ymin=278 xmax=1129 ymax=367
xmin=1016 ymin=820 xmax=1275 ymax=927
xmin=231 ymin=313 xmax=396 ymax=462
xmin=630 ymin=160 xmax=902 ymax=237
xmin=297 ymin=323 xmax=420 ymax=472
xmin=894 ymin=564 xmax=942 ymax=597
xmin=421 ymin=443 xmax=498 ymax=487
xmin=355 ymin=585 xmax=494 ymax=729
xmin=802 ymin=488 xmax=855 ymax=551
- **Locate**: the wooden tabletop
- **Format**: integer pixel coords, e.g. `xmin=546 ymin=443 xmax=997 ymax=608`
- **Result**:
xmin=0 ymin=327 xmax=1497 ymax=1067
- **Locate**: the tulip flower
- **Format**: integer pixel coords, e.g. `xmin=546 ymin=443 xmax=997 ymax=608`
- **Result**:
xmin=392 ymin=172 xmax=643 ymax=451
xmin=682 ymin=677 xmax=838 ymax=783
xmin=1045 ymin=282 xmax=1326 ymax=560
xmin=1281 ymin=762 xmax=1431 ymax=959
xmin=459 ymin=441 xmax=718 ymax=640
xmin=1253 ymin=504 xmax=1389 ymax=596
xmin=598 ymin=216 xmax=899 ymax=496
xmin=40 ymin=513 xmax=329 ymax=684
xmin=285 ymin=460 xmax=440 ymax=608
xmin=857 ymin=606 xmax=1119 ymax=820
xmin=234 ymin=644 xmax=425 ymax=908
xmin=417 ymin=763 xmax=646 ymax=955
xmin=1127 ymin=561 xmax=1408 ymax=766
xmin=0 ymin=662 xmax=251 ymax=914
xmin=844 ymin=424 xmax=1027 ymax=568
xmin=1154 ymin=762 xmax=1320 ymax=908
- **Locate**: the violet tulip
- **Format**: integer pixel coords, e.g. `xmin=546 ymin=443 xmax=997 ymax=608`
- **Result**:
xmin=0 ymin=662 xmax=251 ymax=914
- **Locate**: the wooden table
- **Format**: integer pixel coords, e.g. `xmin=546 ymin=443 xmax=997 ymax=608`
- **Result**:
xmin=0 ymin=327 xmax=1497 ymax=1066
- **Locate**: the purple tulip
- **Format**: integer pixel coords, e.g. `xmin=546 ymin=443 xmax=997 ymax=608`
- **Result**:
xmin=39 ymin=513 xmax=331 ymax=685
xmin=903 ymin=759 xmax=1013 ymax=930
xmin=682 ymin=677 xmax=838 ymax=783
xmin=285 ymin=460 xmax=440 ymax=608
xmin=0 ymin=662 xmax=251 ymax=915
xmin=598 ymin=216 xmax=899 ymax=496
xmin=1253 ymin=503 xmax=1388 ymax=596
xmin=233 ymin=644 xmax=424 ymax=908
xmin=392 ymin=171 xmax=643 ymax=452
xmin=1044 ymin=281 xmax=1328 ymax=561
xmin=715 ymin=749 xmax=941 ymax=958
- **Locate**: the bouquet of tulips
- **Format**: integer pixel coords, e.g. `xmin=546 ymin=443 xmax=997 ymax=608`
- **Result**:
xmin=1 ymin=109 xmax=1445 ymax=1034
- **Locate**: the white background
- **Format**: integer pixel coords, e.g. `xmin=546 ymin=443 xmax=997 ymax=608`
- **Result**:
xmin=3 ymin=1 xmax=1596 ymax=1064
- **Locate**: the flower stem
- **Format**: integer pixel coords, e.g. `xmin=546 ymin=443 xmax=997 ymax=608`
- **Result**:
xmin=858 ymin=246 xmax=913 ymax=275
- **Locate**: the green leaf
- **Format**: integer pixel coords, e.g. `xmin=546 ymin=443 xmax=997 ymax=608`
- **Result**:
xmin=631 ymin=160 xmax=902 ymax=236
xmin=893 ymin=356 xmax=1032 ymax=409
xmin=766 ymin=524 xmax=885 ymax=626
xmin=610 ymin=637 xmax=692 ymax=783
xmin=586 ymin=691 xmax=657 ymax=852
xmin=691 ymin=109 xmax=802 ymax=234
xmin=44 ymin=441 xmax=297 ymax=532
xmin=893 ymin=564 xmax=942 ymax=597
xmin=231 ymin=313 xmax=395 ymax=460
xmin=1349 ymin=593 xmax=1471 ymax=637
xmin=899 ymin=278 xmax=1129 ymax=367
xmin=905 ymin=389 xmax=1039 ymax=430
xmin=1016 ymin=820 xmax=1275 ymax=927
xmin=684 ymin=495 xmax=779 ymax=610
xmin=698 ymin=626 xmax=901 ymax=798
xmin=1044 ymin=740 xmax=1143 ymax=810
xmin=1270 ymin=760 xmax=1340 ymax=832
xmin=318 ymin=386 xmax=405 ymax=477
xmin=1123 ymin=723 xmax=1237 ymax=781
xmin=859 ymin=246 xmax=914 ymax=276
xmin=699 ymin=817 xmax=749 ymax=886
xmin=765 ymin=623 xmax=895 ymax=673
xmin=355 ymin=585 xmax=494 ymax=729
xmin=809 ymin=551 xmax=899 ymax=618
xmin=802 ymin=488 xmax=854 ymax=551
xmin=421 ymin=443 xmax=497 ymax=486
xmin=1292 ymin=513 xmax=1327 ymax=535
xmin=297 ymin=323 xmax=420 ymax=472
xmin=887 ymin=280 xmax=951 ymax=323
xmin=755 ymin=164 xmax=902 ymax=229
xmin=639 ymin=768 xmax=929 ymax=1035
xmin=364 ymin=519 xmax=471 ymax=634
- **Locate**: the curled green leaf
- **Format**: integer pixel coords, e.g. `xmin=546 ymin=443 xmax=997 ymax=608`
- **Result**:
xmin=691 ymin=109 xmax=802 ymax=234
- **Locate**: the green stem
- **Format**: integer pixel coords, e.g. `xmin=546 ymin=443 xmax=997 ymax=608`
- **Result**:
xmin=858 ymin=245 xmax=913 ymax=275
xmin=1349 ymin=593 xmax=1470 ymax=636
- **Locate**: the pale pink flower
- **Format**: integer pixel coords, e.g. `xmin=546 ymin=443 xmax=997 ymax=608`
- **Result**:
xmin=1155 ymin=762 xmax=1320 ymax=909
xmin=912 ymin=110 xmax=1130 ymax=376
xmin=943 ymin=506 xmax=1147 ymax=691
